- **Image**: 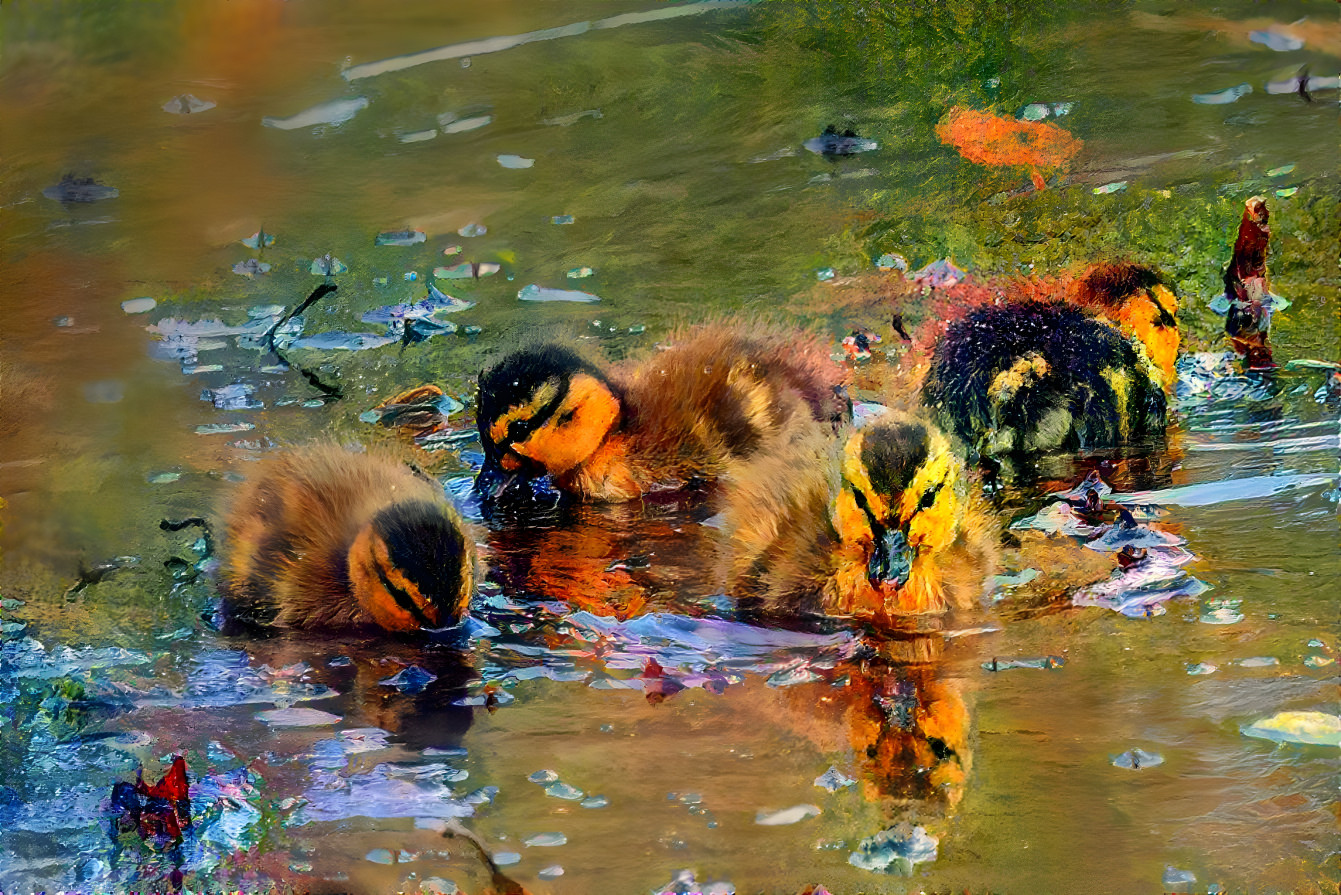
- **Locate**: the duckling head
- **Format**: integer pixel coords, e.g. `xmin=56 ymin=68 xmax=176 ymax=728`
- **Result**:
xmin=831 ymin=415 xmax=965 ymax=619
xmin=476 ymin=345 xmax=621 ymax=499
xmin=1072 ymin=262 xmax=1180 ymax=389
xmin=347 ymin=500 xmax=473 ymax=633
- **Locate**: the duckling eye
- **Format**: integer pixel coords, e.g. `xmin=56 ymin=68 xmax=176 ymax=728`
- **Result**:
xmin=915 ymin=482 xmax=943 ymax=514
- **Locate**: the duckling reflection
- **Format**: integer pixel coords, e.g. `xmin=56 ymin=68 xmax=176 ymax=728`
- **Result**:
xmin=742 ymin=633 xmax=976 ymax=835
xmin=475 ymin=323 xmax=849 ymax=503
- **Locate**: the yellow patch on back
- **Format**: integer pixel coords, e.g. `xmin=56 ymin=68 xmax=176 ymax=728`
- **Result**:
xmin=1100 ymin=365 xmax=1132 ymax=440
xmin=989 ymin=353 xmax=1048 ymax=403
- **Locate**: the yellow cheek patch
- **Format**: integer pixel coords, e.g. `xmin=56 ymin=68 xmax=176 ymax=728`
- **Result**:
xmin=512 ymin=373 xmax=619 ymax=476
xmin=1116 ymin=289 xmax=1180 ymax=391
xmin=348 ymin=525 xmax=440 ymax=632
xmin=487 ymin=377 xmax=562 ymax=445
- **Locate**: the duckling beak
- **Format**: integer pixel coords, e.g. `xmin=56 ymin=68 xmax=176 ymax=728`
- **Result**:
xmin=868 ymin=525 xmax=914 ymax=589
xmin=474 ymin=453 xmax=562 ymax=507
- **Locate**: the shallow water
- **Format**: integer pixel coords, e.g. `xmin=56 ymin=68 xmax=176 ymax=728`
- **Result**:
xmin=1 ymin=1 xmax=1338 ymax=893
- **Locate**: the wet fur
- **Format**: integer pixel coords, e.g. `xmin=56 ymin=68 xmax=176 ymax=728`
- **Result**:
xmin=479 ymin=323 xmax=850 ymax=500
xmin=718 ymin=415 xmax=998 ymax=626
xmin=923 ymin=299 xmax=1167 ymax=458
xmin=220 ymin=444 xmax=475 ymax=630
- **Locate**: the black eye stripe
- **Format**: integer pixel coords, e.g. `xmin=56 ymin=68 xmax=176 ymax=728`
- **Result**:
xmin=373 ymin=555 xmax=436 ymax=628
xmin=1147 ymin=290 xmax=1178 ymax=328
xmin=916 ymin=482 xmax=943 ymax=514
xmin=498 ymin=380 xmax=572 ymax=448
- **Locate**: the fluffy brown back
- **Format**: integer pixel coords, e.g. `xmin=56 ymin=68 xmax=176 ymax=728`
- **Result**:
xmin=220 ymin=444 xmax=467 ymax=629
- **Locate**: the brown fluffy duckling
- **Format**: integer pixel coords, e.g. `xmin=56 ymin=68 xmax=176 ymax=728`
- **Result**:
xmin=721 ymin=411 xmax=998 ymax=628
xmin=220 ymin=444 xmax=475 ymax=633
xmin=475 ymin=324 xmax=849 ymax=502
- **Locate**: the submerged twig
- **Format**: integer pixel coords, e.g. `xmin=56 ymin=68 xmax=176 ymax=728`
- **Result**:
xmin=263 ymin=283 xmax=344 ymax=400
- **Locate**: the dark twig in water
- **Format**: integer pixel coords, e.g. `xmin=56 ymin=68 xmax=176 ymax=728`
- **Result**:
xmin=441 ymin=819 xmax=533 ymax=895
xmin=160 ymin=516 xmax=215 ymax=556
xmin=64 ymin=556 xmax=139 ymax=598
xmin=1297 ymin=65 xmax=1312 ymax=103
xmin=263 ymin=283 xmax=344 ymax=400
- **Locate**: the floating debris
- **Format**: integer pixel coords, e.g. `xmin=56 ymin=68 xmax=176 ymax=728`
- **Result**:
xmin=497 ymin=154 xmax=535 ymax=169
xmin=1200 ymin=599 xmax=1244 ymax=625
xmin=1192 ymin=83 xmax=1252 ymax=105
xmin=1266 ymin=164 xmax=1296 ymax=177
xmin=756 ymin=804 xmax=820 ymax=825
xmin=1304 ymin=655 xmax=1334 ymax=668
xmin=310 ymin=254 xmax=348 ymax=276
xmin=523 ymin=832 xmax=567 ymax=847
xmin=241 ymin=228 xmax=276 ymax=249
xmin=1265 ymin=73 xmax=1339 ymax=95
xmin=814 ymin=766 xmax=856 ymax=793
xmin=909 ymin=258 xmax=965 ymax=290
xmin=292 ymin=331 xmax=397 ymax=351
xmin=528 ymin=769 xmax=559 ymax=784
xmin=1019 ymin=101 xmax=1073 ymax=121
xmin=256 ymin=707 xmax=342 ymax=727
xmin=816 ymin=267 xmax=836 ymax=281
xmin=804 ymin=126 xmax=878 ymax=157
xmin=203 ymin=383 xmax=262 ymax=411
xmin=875 ymin=253 xmax=907 ymax=271
xmin=518 ymin=284 xmax=600 ymax=303
xmin=43 ymin=175 xmax=119 ymax=203
xmin=400 ymin=129 xmax=438 ymax=143
xmin=551 ymin=214 xmax=575 ymax=225
xmin=580 ymin=795 xmax=608 ymax=809
xmin=936 ymin=106 xmax=1081 ymax=189
xmin=848 ymin=823 xmax=938 ymax=875
xmin=1093 ymin=181 xmax=1128 ymax=194
xmin=982 ymin=656 xmax=1065 ymax=672
xmin=1248 ymin=29 xmax=1304 ymax=52
xmin=232 ymin=258 xmax=271 ymax=277
xmin=545 ymin=782 xmax=584 ymax=800
xmin=435 ymin=262 xmax=500 ymax=280
xmin=439 ymin=112 xmax=493 ymax=134
xmin=121 ymin=297 xmax=157 ymax=314
xmin=567 ymin=266 xmax=595 ymax=279
xmin=1275 ymin=186 xmax=1297 ymax=198
xmin=1111 ymin=748 xmax=1164 ymax=769
xmin=1187 ymin=662 xmax=1218 ymax=675
xmin=376 ymin=229 xmax=427 ymax=246
xmin=195 ymin=422 xmax=256 ymax=435
xmin=493 ymin=851 xmax=522 ymax=866
xmin=163 ymin=94 xmax=216 ymax=114
xmin=458 ymin=223 xmax=487 ymax=237
xmin=543 ymin=109 xmax=603 ymax=127
xmin=263 ymin=95 xmax=369 ymax=130
xmin=1237 ymin=656 xmax=1279 ymax=668
xmin=379 ymin=665 xmax=439 ymax=693
xmin=1105 ymin=473 xmax=1336 ymax=508
xmin=1241 ymin=711 xmax=1341 ymax=746
xmin=366 ymin=848 xmax=395 ymax=864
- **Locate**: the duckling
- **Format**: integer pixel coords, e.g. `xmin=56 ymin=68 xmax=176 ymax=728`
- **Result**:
xmin=922 ymin=263 xmax=1177 ymax=462
xmin=475 ymin=324 xmax=849 ymax=502
xmin=220 ymin=444 xmax=475 ymax=633
xmin=721 ymin=411 xmax=998 ymax=628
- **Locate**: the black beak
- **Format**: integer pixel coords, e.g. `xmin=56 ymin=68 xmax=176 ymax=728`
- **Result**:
xmin=868 ymin=525 xmax=913 ymax=588
xmin=474 ymin=453 xmax=563 ymax=509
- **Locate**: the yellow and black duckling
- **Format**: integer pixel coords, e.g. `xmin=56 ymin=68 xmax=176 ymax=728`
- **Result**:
xmin=721 ymin=411 xmax=998 ymax=628
xmin=475 ymin=324 xmax=850 ymax=502
xmin=922 ymin=262 xmax=1179 ymax=463
xmin=220 ymin=444 xmax=475 ymax=633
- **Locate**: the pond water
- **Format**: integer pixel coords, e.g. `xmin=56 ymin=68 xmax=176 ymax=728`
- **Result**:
xmin=0 ymin=1 xmax=1337 ymax=893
